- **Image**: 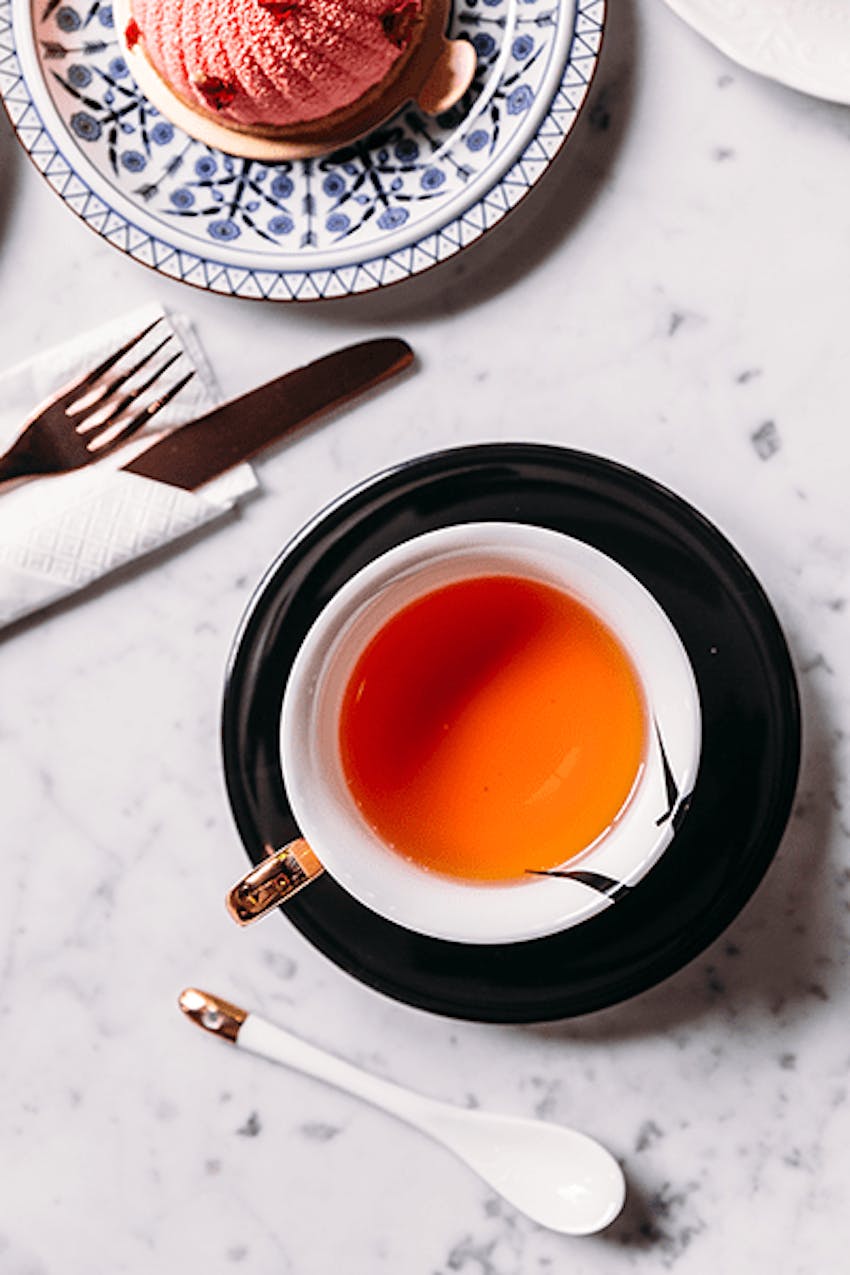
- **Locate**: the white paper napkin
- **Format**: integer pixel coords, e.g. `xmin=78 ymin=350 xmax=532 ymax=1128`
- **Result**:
xmin=0 ymin=304 xmax=257 ymax=630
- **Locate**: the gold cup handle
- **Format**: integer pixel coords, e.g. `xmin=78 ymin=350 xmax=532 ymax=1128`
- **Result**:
xmin=226 ymin=839 xmax=325 ymax=925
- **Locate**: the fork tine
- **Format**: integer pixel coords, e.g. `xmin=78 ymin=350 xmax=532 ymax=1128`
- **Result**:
xmin=87 ymin=370 xmax=196 ymax=454
xmin=82 ymin=349 xmax=183 ymax=436
xmin=54 ymin=317 xmax=164 ymax=412
xmin=71 ymin=334 xmax=174 ymax=421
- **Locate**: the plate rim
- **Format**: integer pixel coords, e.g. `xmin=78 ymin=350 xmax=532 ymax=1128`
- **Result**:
xmin=661 ymin=0 xmax=850 ymax=106
xmin=221 ymin=442 xmax=802 ymax=1021
xmin=0 ymin=0 xmax=606 ymax=299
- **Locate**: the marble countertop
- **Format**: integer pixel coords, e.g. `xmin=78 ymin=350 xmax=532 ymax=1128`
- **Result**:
xmin=2 ymin=1 xmax=848 ymax=1271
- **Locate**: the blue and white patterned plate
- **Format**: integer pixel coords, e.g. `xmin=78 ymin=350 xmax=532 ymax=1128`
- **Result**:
xmin=0 ymin=0 xmax=605 ymax=299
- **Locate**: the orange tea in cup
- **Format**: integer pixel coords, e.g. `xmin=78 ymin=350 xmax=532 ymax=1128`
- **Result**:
xmin=338 ymin=574 xmax=646 ymax=882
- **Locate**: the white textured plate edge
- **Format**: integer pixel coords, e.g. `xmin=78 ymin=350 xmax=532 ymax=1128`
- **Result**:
xmin=661 ymin=0 xmax=850 ymax=104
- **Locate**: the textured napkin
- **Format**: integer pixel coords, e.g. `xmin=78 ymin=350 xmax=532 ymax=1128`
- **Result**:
xmin=0 ymin=305 xmax=257 ymax=629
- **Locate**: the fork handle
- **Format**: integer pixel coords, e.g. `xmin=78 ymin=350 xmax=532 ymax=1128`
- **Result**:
xmin=0 ymin=445 xmax=42 ymax=485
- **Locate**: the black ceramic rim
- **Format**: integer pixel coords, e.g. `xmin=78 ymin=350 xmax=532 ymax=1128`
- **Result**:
xmin=221 ymin=444 xmax=801 ymax=1022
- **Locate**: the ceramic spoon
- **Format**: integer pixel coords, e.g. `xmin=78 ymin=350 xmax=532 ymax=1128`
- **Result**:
xmin=179 ymin=988 xmax=626 ymax=1235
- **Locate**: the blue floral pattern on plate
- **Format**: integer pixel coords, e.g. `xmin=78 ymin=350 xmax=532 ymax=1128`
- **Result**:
xmin=0 ymin=0 xmax=605 ymax=298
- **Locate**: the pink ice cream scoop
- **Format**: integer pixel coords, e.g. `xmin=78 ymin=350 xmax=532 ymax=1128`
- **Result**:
xmin=127 ymin=0 xmax=425 ymax=129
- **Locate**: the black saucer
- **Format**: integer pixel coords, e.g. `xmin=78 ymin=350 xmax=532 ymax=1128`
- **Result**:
xmin=222 ymin=445 xmax=800 ymax=1022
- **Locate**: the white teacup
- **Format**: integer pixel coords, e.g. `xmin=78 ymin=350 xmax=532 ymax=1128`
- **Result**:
xmin=227 ymin=523 xmax=701 ymax=944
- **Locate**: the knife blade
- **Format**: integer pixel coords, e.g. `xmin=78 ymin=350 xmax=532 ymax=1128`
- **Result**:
xmin=122 ymin=337 xmax=413 ymax=491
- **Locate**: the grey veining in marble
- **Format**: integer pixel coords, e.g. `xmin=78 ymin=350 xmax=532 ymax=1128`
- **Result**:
xmin=1 ymin=0 xmax=849 ymax=1271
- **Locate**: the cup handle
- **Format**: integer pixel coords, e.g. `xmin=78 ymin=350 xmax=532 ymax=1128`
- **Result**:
xmin=226 ymin=839 xmax=325 ymax=925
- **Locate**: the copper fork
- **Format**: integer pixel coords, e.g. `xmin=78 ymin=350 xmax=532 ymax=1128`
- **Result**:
xmin=0 ymin=318 xmax=195 ymax=486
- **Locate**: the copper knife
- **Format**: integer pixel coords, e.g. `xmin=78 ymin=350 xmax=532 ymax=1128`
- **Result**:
xmin=122 ymin=337 xmax=413 ymax=490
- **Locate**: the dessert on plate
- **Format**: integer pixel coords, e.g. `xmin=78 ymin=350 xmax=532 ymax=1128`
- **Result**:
xmin=118 ymin=0 xmax=476 ymax=159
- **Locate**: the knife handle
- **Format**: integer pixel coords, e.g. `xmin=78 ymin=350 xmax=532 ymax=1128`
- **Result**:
xmin=123 ymin=338 xmax=414 ymax=491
